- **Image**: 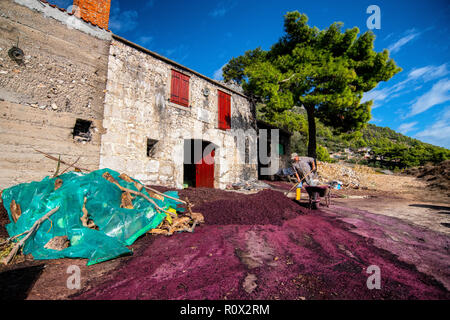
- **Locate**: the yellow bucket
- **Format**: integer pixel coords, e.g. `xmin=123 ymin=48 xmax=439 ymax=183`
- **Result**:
xmin=296 ymin=185 xmax=302 ymax=200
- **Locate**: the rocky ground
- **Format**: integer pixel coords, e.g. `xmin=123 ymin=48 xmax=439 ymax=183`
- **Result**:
xmin=405 ymin=160 xmax=450 ymax=197
xmin=0 ymin=167 xmax=449 ymax=300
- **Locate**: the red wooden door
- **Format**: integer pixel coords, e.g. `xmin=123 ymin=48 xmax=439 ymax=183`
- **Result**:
xmin=195 ymin=149 xmax=215 ymax=188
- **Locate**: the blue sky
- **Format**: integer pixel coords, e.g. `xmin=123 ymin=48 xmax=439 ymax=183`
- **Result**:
xmin=52 ymin=0 xmax=450 ymax=149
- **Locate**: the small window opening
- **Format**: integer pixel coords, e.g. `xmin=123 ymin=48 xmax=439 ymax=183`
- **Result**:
xmin=73 ymin=119 xmax=92 ymax=143
xmin=147 ymin=139 xmax=158 ymax=157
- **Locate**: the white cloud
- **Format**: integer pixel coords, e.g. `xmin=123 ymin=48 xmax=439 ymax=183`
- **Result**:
xmin=209 ymin=1 xmax=236 ymax=18
xmin=210 ymin=7 xmax=227 ymax=17
xmin=361 ymin=87 xmax=390 ymax=108
xmin=109 ymin=1 xmax=138 ymax=33
xmin=387 ymin=32 xmax=420 ymax=54
xmin=398 ymin=122 xmax=418 ymax=134
xmin=408 ymin=64 xmax=449 ymax=82
xmin=163 ymin=45 xmax=190 ymax=63
xmin=164 ymin=48 xmax=176 ymax=56
xmin=138 ymin=36 xmax=153 ymax=47
xmin=362 ymin=64 xmax=449 ymax=109
xmin=213 ymin=64 xmax=227 ymax=80
xmin=409 ymin=78 xmax=450 ymax=116
xmin=407 ymin=67 xmax=429 ymax=80
xmin=415 ymin=108 xmax=450 ymax=148
xmin=383 ymin=33 xmax=394 ymax=41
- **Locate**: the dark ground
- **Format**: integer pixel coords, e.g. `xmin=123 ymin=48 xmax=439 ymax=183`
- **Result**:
xmin=0 ymin=185 xmax=449 ymax=300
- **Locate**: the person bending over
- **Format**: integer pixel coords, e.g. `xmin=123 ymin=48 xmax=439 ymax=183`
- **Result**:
xmin=290 ymin=153 xmax=318 ymax=186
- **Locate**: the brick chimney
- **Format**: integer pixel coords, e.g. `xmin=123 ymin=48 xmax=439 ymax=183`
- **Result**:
xmin=73 ymin=0 xmax=112 ymax=30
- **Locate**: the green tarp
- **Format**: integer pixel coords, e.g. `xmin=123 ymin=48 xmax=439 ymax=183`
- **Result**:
xmin=1 ymin=169 xmax=183 ymax=266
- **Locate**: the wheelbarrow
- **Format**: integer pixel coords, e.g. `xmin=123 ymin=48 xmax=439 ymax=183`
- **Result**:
xmin=304 ymin=185 xmax=331 ymax=210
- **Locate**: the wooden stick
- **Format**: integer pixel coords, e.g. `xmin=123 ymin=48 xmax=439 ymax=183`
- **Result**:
xmin=126 ymin=188 xmax=177 ymax=218
xmin=188 ymin=221 xmax=198 ymax=233
xmin=144 ymin=186 xmax=187 ymax=204
xmin=59 ymin=156 xmax=81 ymax=175
xmin=284 ymin=167 xmax=301 ymax=195
xmin=102 ymin=173 xmax=177 ymax=218
xmin=285 ymin=182 xmax=301 ymax=196
xmin=294 ymin=167 xmax=301 ymax=182
xmin=280 ymin=73 xmax=297 ymax=83
xmin=284 ymin=167 xmax=315 ymax=196
xmin=52 ymin=155 xmax=61 ymax=178
xmin=35 ymin=149 xmax=90 ymax=173
xmin=1 ymin=230 xmax=29 ymax=246
xmin=185 ymin=198 xmax=194 ymax=217
xmin=36 ymin=150 xmax=184 ymax=204
xmin=80 ymin=197 xmax=97 ymax=229
xmin=3 ymin=207 xmax=60 ymax=265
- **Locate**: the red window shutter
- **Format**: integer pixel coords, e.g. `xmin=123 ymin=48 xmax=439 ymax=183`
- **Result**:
xmin=218 ymin=91 xmax=225 ymax=129
xmin=171 ymin=70 xmax=190 ymax=107
xmin=180 ymin=74 xmax=190 ymax=107
xmin=170 ymin=70 xmax=180 ymax=104
xmin=218 ymin=90 xmax=231 ymax=130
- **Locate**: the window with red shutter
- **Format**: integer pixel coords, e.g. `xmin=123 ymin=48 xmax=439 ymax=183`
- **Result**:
xmin=218 ymin=90 xmax=231 ymax=130
xmin=170 ymin=70 xmax=190 ymax=107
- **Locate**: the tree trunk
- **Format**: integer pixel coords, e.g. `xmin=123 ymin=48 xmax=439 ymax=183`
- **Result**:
xmin=306 ymin=105 xmax=317 ymax=159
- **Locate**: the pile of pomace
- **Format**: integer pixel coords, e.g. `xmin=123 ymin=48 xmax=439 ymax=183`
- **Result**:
xmin=73 ymin=194 xmax=450 ymax=300
xmin=193 ymin=189 xmax=307 ymax=226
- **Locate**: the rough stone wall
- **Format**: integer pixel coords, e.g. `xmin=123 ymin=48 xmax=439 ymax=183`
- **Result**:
xmin=100 ymin=39 xmax=258 ymax=189
xmin=0 ymin=0 xmax=110 ymax=189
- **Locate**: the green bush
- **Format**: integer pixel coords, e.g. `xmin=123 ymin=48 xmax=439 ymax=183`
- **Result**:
xmin=317 ymin=145 xmax=333 ymax=163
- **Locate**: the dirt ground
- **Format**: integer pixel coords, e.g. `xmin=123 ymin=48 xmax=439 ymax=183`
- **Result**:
xmin=0 ymin=171 xmax=449 ymax=300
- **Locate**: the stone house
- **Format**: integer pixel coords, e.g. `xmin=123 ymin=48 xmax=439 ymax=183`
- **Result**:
xmin=0 ymin=0 xmax=259 ymax=190
xmin=101 ymin=36 xmax=258 ymax=189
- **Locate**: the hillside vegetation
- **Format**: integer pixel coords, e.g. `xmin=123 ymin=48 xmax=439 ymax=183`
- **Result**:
xmin=259 ymin=107 xmax=450 ymax=170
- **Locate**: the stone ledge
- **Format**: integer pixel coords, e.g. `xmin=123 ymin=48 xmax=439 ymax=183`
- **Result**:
xmin=167 ymin=100 xmax=192 ymax=114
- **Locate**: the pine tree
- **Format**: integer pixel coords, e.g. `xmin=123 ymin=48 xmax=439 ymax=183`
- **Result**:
xmin=223 ymin=11 xmax=401 ymax=158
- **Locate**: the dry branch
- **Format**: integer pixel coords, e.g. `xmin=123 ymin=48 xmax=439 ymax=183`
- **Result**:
xmin=2 ymin=207 xmax=60 ymax=265
xmin=128 ymin=188 xmax=177 ymax=218
xmin=80 ymin=197 xmax=97 ymax=229
xmin=10 ymin=200 xmax=21 ymax=223
xmin=144 ymin=186 xmax=187 ymax=204
xmin=119 ymin=173 xmax=144 ymax=192
xmin=188 ymin=221 xmax=198 ymax=233
xmin=102 ymin=172 xmax=177 ymax=218
xmin=120 ymin=192 xmax=135 ymax=209
xmin=60 ymin=156 xmax=81 ymax=175
xmin=185 ymin=198 xmax=194 ymax=216
xmin=35 ymin=149 xmax=90 ymax=173
xmin=279 ymin=73 xmax=297 ymax=83
xmin=52 ymin=155 xmax=61 ymax=178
